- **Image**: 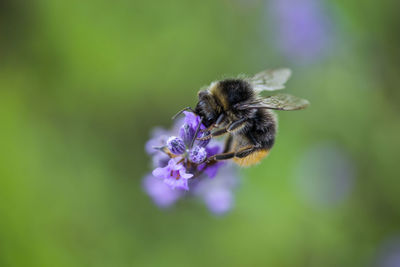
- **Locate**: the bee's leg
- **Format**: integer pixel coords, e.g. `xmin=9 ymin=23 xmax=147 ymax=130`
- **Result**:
xmin=210 ymin=128 xmax=228 ymax=137
xmin=235 ymin=146 xmax=256 ymax=158
xmin=214 ymin=113 xmax=226 ymax=128
xmin=227 ymin=118 xmax=247 ymax=133
xmin=201 ymin=124 xmax=216 ymax=133
xmin=207 ymin=145 xmax=255 ymax=162
xmin=197 ymin=118 xmax=246 ymax=141
xmin=246 ymin=132 xmax=262 ymax=148
xmin=208 ymin=151 xmax=236 ymax=161
xmin=200 ymin=114 xmax=225 ymax=132
xmin=197 ymin=128 xmax=228 ymax=141
xmin=223 ymin=135 xmax=233 ymax=153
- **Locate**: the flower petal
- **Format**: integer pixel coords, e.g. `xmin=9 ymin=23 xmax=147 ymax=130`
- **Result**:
xmin=179 ymin=123 xmax=195 ymax=146
xmin=179 ymin=169 xmax=194 ymax=179
xmin=152 ymin=167 xmax=168 ymax=179
xmin=204 ymin=189 xmax=233 ymax=215
xmin=164 ymin=177 xmax=189 ymax=191
xmin=204 ymin=162 xmax=225 ymax=178
xmin=206 ymin=145 xmax=221 ymax=157
xmin=143 ymin=174 xmax=183 ymax=207
xmin=168 ymin=157 xmax=184 ymax=171
xmin=183 ymin=111 xmax=198 ymax=128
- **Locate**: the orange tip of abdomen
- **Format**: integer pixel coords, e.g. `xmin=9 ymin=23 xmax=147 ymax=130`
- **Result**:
xmin=233 ymin=149 xmax=269 ymax=167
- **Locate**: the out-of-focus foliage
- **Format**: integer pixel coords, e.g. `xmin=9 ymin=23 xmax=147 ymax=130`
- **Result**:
xmin=1 ymin=0 xmax=400 ymax=266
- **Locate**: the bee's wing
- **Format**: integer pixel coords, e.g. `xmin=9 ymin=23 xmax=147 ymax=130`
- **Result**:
xmin=235 ymin=94 xmax=309 ymax=111
xmin=248 ymin=68 xmax=292 ymax=92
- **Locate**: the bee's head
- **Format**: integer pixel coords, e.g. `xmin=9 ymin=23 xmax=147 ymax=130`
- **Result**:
xmin=194 ymin=89 xmax=219 ymax=127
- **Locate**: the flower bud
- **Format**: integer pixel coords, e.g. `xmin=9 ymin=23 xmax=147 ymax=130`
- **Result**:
xmin=189 ymin=146 xmax=207 ymax=164
xmin=179 ymin=123 xmax=195 ymax=146
xmin=167 ymin=136 xmax=186 ymax=155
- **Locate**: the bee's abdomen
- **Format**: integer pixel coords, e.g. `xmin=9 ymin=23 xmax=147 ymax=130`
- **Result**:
xmin=233 ymin=149 xmax=269 ymax=167
xmin=246 ymin=109 xmax=277 ymax=150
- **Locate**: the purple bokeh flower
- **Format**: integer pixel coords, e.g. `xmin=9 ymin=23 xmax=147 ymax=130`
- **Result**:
xmin=143 ymin=174 xmax=183 ymax=208
xmin=204 ymin=189 xmax=233 ymax=214
xmin=267 ymin=0 xmax=334 ymax=63
xmin=143 ymin=111 xmax=239 ymax=214
xmin=376 ymin=236 xmax=400 ymax=267
xmin=193 ymin=164 xmax=239 ymax=215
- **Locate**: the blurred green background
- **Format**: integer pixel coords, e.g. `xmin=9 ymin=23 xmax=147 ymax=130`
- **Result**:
xmin=1 ymin=0 xmax=400 ymax=266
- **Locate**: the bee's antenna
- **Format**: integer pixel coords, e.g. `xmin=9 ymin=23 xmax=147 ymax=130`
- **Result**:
xmin=190 ymin=117 xmax=203 ymax=149
xmin=172 ymin=107 xmax=194 ymax=120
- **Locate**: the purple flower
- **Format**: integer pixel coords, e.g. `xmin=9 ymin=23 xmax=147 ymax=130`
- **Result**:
xmin=193 ymin=164 xmax=239 ymax=215
xmin=267 ymin=0 xmax=334 ymax=63
xmin=183 ymin=111 xmax=203 ymax=129
xmin=151 ymin=153 xmax=170 ymax=169
xmin=145 ymin=127 xmax=169 ymax=155
xmin=180 ymin=111 xmax=210 ymax=147
xmin=143 ymin=174 xmax=183 ymax=208
xmin=196 ymin=130 xmax=211 ymax=147
xmin=143 ymin=111 xmax=240 ymax=214
xmin=189 ymin=146 xmax=207 ymax=164
xmin=179 ymin=123 xmax=195 ymax=146
xmin=198 ymin=145 xmax=226 ymax=178
xmin=152 ymin=157 xmax=194 ymax=190
xmin=167 ymin=136 xmax=186 ymax=155
xmin=376 ymin=237 xmax=400 ymax=267
xmin=145 ymin=127 xmax=172 ymax=168
xmin=204 ymin=189 xmax=233 ymax=215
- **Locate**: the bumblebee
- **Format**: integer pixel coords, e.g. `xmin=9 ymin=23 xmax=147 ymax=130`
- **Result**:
xmin=175 ymin=69 xmax=309 ymax=167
